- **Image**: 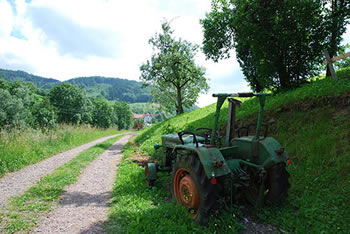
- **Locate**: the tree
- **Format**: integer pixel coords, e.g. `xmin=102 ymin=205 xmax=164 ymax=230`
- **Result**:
xmin=324 ymin=0 xmax=350 ymax=76
xmin=140 ymin=22 xmax=209 ymax=114
xmin=113 ymin=101 xmax=132 ymax=130
xmin=0 ymin=79 xmax=34 ymax=128
xmin=31 ymin=96 xmax=57 ymax=130
xmin=90 ymin=98 xmax=113 ymax=129
xmin=201 ymin=0 xmax=328 ymax=91
xmin=49 ymin=83 xmax=91 ymax=124
xmin=334 ymin=44 xmax=350 ymax=69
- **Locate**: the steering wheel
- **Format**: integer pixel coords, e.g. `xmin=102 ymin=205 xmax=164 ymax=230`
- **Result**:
xmin=195 ymin=128 xmax=212 ymax=143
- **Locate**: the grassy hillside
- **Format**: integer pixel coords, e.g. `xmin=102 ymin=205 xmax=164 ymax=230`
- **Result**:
xmin=129 ymin=103 xmax=199 ymax=123
xmin=107 ymin=67 xmax=350 ymax=233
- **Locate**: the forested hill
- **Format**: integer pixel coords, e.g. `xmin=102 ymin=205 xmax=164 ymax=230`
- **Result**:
xmin=0 ymin=69 xmax=60 ymax=89
xmin=67 ymin=76 xmax=152 ymax=103
xmin=0 ymin=68 xmax=152 ymax=103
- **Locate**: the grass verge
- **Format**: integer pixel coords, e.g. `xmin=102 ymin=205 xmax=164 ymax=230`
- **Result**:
xmin=0 ymin=134 xmax=125 ymax=233
xmin=0 ymin=124 xmax=129 ymax=177
xmin=104 ymin=141 xmax=244 ymax=233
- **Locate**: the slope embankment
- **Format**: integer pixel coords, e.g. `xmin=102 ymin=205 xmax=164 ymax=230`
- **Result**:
xmin=108 ymin=67 xmax=349 ymax=233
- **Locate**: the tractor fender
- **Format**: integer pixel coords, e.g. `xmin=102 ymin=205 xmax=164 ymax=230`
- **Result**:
xmin=174 ymin=145 xmax=232 ymax=179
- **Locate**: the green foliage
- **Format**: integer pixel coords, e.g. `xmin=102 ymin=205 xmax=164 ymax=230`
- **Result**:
xmin=0 ymin=77 xmax=134 ymax=131
xmin=0 ymin=135 xmax=124 ymax=233
xmin=0 ymin=69 xmax=153 ymax=103
xmin=90 ymin=98 xmax=114 ymax=128
xmin=323 ymin=0 xmax=350 ymax=75
xmin=133 ymin=118 xmax=144 ymax=130
xmin=67 ymin=76 xmax=152 ymax=103
xmin=140 ymin=21 xmax=209 ymax=114
xmin=0 ymin=69 xmax=59 ymax=89
xmin=201 ymin=0 xmax=330 ymax=91
xmin=49 ymin=83 xmax=91 ymax=124
xmin=334 ymin=43 xmax=350 ymax=69
xmin=126 ymin=67 xmax=350 ymax=232
xmin=30 ymin=96 xmax=57 ymax=129
xmin=113 ymin=101 xmax=133 ymax=130
xmin=0 ymin=78 xmax=34 ymax=127
xmin=0 ymin=125 xmax=123 ymax=177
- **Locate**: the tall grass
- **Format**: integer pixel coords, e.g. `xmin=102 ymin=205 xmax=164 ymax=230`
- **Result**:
xmin=0 ymin=124 xmax=123 ymax=177
xmin=0 ymin=135 xmax=124 ymax=233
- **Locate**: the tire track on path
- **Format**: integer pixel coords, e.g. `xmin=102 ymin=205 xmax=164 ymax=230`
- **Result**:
xmin=0 ymin=133 xmax=129 ymax=207
xmin=34 ymin=134 xmax=133 ymax=234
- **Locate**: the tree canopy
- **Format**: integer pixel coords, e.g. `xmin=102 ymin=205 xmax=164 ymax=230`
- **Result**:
xmin=140 ymin=22 xmax=209 ymax=114
xmin=49 ymin=83 xmax=92 ymax=124
xmin=201 ymin=0 xmax=348 ymax=91
xmin=324 ymin=0 xmax=350 ymax=75
xmin=0 ymin=78 xmax=134 ymax=130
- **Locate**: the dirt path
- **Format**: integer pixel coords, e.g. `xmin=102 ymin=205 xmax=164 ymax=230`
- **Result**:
xmin=34 ymin=134 xmax=133 ymax=234
xmin=0 ymin=133 xmax=128 ymax=207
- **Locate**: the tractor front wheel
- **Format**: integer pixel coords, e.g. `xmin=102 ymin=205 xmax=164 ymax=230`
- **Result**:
xmin=171 ymin=154 xmax=220 ymax=225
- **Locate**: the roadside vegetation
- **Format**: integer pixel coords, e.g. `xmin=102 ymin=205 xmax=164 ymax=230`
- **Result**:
xmin=106 ymin=67 xmax=350 ymax=233
xmin=0 ymin=135 xmax=124 ymax=233
xmin=0 ymin=125 xmax=125 ymax=177
xmin=0 ymin=77 xmax=133 ymax=130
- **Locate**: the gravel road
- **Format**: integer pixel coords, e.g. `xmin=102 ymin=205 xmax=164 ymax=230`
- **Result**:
xmin=0 ymin=133 xmax=129 ymax=207
xmin=34 ymin=134 xmax=133 ymax=234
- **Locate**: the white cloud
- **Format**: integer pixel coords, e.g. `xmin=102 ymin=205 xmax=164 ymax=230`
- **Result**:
xmin=0 ymin=0 xmax=14 ymax=36
xmin=0 ymin=0 xmax=247 ymax=107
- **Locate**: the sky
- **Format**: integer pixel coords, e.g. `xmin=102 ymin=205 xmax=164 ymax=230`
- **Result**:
xmin=0 ymin=0 xmax=349 ymax=107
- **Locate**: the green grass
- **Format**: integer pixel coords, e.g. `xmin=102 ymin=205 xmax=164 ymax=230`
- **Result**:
xmin=107 ymin=66 xmax=350 ymax=233
xmin=104 ymin=142 xmax=243 ymax=233
xmin=0 ymin=135 xmax=124 ymax=233
xmin=0 ymin=124 xmax=127 ymax=177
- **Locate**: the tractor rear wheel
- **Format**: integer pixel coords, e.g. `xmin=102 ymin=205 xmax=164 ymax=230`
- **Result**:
xmin=266 ymin=162 xmax=290 ymax=203
xmin=244 ymin=162 xmax=290 ymax=205
xmin=171 ymin=154 xmax=220 ymax=225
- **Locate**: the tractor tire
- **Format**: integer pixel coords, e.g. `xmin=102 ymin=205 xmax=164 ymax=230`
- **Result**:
xmin=171 ymin=154 xmax=220 ymax=225
xmin=266 ymin=162 xmax=290 ymax=204
xmin=244 ymin=162 xmax=290 ymax=205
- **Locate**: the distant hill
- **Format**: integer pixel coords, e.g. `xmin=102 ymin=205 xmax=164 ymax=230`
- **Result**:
xmin=67 ymin=76 xmax=152 ymax=102
xmin=0 ymin=69 xmax=60 ymax=89
xmin=0 ymin=68 xmax=152 ymax=103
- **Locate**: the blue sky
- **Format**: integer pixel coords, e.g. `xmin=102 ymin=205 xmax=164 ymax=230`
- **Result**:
xmin=0 ymin=0 xmax=349 ymax=107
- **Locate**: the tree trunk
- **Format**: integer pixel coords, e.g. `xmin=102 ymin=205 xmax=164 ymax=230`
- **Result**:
xmin=327 ymin=0 xmax=346 ymax=76
xmin=176 ymin=86 xmax=184 ymax=115
xmin=277 ymin=60 xmax=290 ymax=90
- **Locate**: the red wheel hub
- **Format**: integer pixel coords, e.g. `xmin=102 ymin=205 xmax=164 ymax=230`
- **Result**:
xmin=173 ymin=168 xmax=200 ymax=218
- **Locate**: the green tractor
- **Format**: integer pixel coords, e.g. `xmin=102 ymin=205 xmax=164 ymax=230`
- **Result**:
xmin=145 ymin=92 xmax=290 ymax=224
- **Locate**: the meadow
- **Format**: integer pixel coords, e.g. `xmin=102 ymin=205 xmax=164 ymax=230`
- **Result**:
xmin=0 ymin=124 xmax=124 ymax=177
